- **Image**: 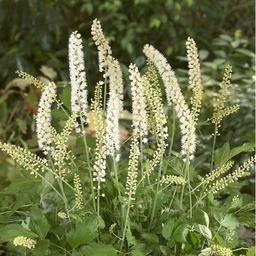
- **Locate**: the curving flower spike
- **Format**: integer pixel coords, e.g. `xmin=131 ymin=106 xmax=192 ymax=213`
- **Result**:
xmin=36 ymin=82 xmax=56 ymax=155
xmin=69 ymin=31 xmax=88 ymax=132
xmin=91 ymin=19 xmax=112 ymax=72
xmin=129 ymin=63 xmax=148 ymax=141
xmin=143 ymin=44 xmax=196 ymax=160
xmin=105 ymin=56 xmax=123 ymax=157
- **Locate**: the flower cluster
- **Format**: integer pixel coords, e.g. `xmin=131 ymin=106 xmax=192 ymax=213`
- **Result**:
xmin=36 ymin=82 xmax=56 ymax=155
xmin=205 ymin=160 xmax=234 ymax=182
xmin=160 ymin=175 xmax=186 ymax=186
xmin=211 ymin=244 xmax=233 ymax=256
xmin=16 ymin=70 xmax=46 ymax=89
xmin=13 ymin=236 xmax=36 ymax=249
xmin=212 ymin=65 xmax=240 ymax=135
xmin=69 ymin=31 xmax=88 ymax=132
xmin=51 ymin=115 xmax=76 ymax=177
xmin=125 ymin=135 xmax=140 ymax=205
xmin=129 ymin=63 xmax=148 ymax=141
xmin=186 ymin=37 xmax=203 ymax=120
xmin=206 ymin=155 xmax=255 ymax=195
xmin=91 ymin=18 xmax=112 ymax=72
xmin=142 ymin=62 xmax=168 ymax=175
xmin=92 ymin=83 xmax=107 ymax=194
xmin=105 ymin=56 xmax=123 ymax=157
xmin=143 ymin=44 xmax=196 ymax=160
xmin=73 ymin=173 xmax=84 ymax=209
xmin=0 ymin=142 xmax=48 ymax=177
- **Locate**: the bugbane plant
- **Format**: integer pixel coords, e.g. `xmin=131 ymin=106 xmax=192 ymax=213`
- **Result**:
xmin=0 ymin=19 xmax=254 ymax=256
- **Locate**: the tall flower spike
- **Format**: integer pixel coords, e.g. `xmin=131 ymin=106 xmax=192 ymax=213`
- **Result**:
xmin=0 ymin=142 xmax=48 ymax=177
xmin=125 ymin=135 xmax=140 ymax=205
xmin=105 ymin=56 xmax=123 ymax=157
xmin=73 ymin=173 xmax=84 ymax=210
xmin=186 ymin=37 xmax=203 ymax=121
xmin=143 ymin=45 xmax=196 ymax=160
xmin=36 ymin=82 xmax=56 ymax=155
xmin=69 ymin=31 xmax=88 ymax=132
xmin=91 ymin=18 xmax=112 ymax=72
xmin=129 ymin=63 xmax=148 ymax=141
xmin=212 ymin=65 xmax=240 ymax=135
xmin=51 ymin=115 xmax=76 ymax=178
xmin=92 ymin=82 xmax=107 ymax=198
xmin=206 ymin=155 xmax=255 ymax=195
xmin=142 ymin=62 xmax=168 ymax=175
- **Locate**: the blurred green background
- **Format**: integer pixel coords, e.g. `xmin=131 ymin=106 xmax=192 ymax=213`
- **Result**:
xmin=0 ymin=0 xmax=254 ymax=84
xmin=0 ymin=0 xmax=254 ymax=178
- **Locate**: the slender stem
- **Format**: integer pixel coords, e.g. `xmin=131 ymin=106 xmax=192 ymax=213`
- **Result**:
xmin=97 ymin=180 xmax=100 ymax=217
xmin=36 ymin=172 xmax=64 ymax=201
xmin=179 ymin=161 xmax=187 ymax=207
xmin=103 ymin=74 xmax=108 ymax=112
xmin=139 ymin=136 xmax=144 ymax=186
xmin=210 ymin=124 xmax=218 ymax=171
xmin=187 ymin=161 xmax=192 ymax=218
xmin=168 ymin=109 xmax=176 ymax=157
xmin=167 ymin=186 xmax=178 ymax=211
xmin=57 ymin=178 xmax=70 ymax=220
xmin=80 ymin=115 xmax=96 ymax=212
xmin=112 ymin=156 xmax=121 ymax=197
xmin=120 ymin=200 xmax=131 ymax=251
xmin=149 ymin=152 xmax=163 ymax=228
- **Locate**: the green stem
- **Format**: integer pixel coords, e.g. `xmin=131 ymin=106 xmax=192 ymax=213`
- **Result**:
xmin=210 ymin=124 xmax=218 ymax=171
xmin=57 ymin=178 xmax=70 ymax=220
xmin=149 ymin=152 xmax=163 ymax=228
xmin=120 ymin=200 xmax=131 ymax=251
xmin=167 ymin=186 xmax=178 ymax=211
xmin=80 ymin=115 xmax=96 ymax=212
xmin=112 ymin=156 xmax=121 ymax=197
xmin=168 ymin=109 xmax=176 ymax=157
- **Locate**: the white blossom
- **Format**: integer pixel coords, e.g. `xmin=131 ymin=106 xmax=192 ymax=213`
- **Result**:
xmin=129 ymin=63 xmax=148 ymax=141
xmin=13 ymin=236 xmax=36 ymax=249
xmin=69 ymin=31 xmax=88 ymax=132
xmin=105 ymin=56 xmax=123 ymax=156
xmin=36 ymin=82 xmax=56 ymax=155
xmin=143 ymin=44 xmax=196 ymax=160
xmin=91 ymin=18 xmax=112 ymax=72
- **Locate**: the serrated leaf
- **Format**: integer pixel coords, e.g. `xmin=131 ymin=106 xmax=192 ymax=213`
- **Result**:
xmin=220 ymin=214 xmax=239 ymax=229
xmin=30 ymin=206 xmax=50 ymax=239
xmin=0 ymin=224 xmax=37 ymax=242
xmin=162 ymin=219 xmax=175 ymax=240
xmin=81 ymin=243 xmax=117 ymax=256
xmin=214 ymin=142 xmax=230 ymax=165
xmin=172 ymin=223 xmax=189 ymax=243
xmin=67 ymin=215 xmax=101 ymax=248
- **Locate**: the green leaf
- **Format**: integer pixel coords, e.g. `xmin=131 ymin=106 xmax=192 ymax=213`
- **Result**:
xmin=0 ymin=224 xmax=37 ymax=242
xmin=202 ymin=211 xmax=210 ymax=227
xmin=67 ymin=215 xmax=101 ymax=248
xmin=81 ymin=243 xmax=117 ymax=256
xmin=32 ymin=239 xmax=50 ymax=256
xmin=215 ymin=142 xmax=254 ymax=165
xmin=172 ymin=223 xmax=189 ymax=243
xmin=214 ymin=142 xmax=230 ymax=165
xmin=220 ymin=214 xmax=239 ymax=229
xmin=30 ymin=206 xmax=50 ymax=239
xmin=198 ymin=224 xmax=212 ymax=240
xmin=141 ymin=233 xmax=159 ymax=244
xmin=162 ymin=219 xmax=175 ymax=240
